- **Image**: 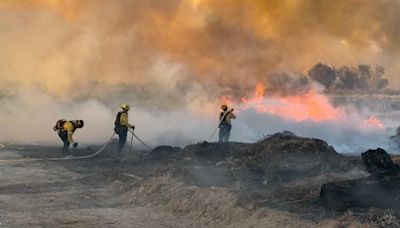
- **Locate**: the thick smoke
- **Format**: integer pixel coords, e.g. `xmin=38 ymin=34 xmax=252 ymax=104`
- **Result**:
xmin=1 ymin=0 xmax=400 ymax=152
xmin=263 ymin=72 xmax=311 ymax=96
xmin=2 ymin=0 xmax=400 ymax=94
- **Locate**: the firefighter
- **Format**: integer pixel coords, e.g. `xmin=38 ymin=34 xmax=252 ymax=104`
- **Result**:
xmin=218 ymin=105 xmax=236 ymax=142
xmin=114 ymin=104 xmax=135 ymax=159
xmin=53 ymin=119 xmax=84 ymax=157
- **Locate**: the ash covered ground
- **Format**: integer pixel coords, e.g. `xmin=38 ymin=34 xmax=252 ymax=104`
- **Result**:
xmin=0 ymin=132 xmax=399 ymax=227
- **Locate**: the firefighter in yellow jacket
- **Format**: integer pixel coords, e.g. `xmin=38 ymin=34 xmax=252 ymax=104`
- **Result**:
xmin=114 ymin=104 xmax=135 ymax=159
xmin=53 ymin=120 xmax=84 ymax=157
xmin=218 ymin=105 xmax=236 ymax=142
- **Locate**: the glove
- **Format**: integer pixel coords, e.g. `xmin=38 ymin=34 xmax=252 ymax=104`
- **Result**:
xmin=131 ymin=125 xmax=135 ymax=131
xmin=229 ymin=108 xmax=234 ymax=112
xmin=73 ymin=142 xmax=78 ymax=148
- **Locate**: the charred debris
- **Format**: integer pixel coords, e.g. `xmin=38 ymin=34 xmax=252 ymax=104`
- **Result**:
xmin=320 ymin=148 xmax=400 ymax=211
xmin=142 ymin=131 xmax=400 ymax=213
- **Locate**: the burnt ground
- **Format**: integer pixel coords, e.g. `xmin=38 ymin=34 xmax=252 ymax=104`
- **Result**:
xmin=0 ymin=132 xmax=399 ymax=227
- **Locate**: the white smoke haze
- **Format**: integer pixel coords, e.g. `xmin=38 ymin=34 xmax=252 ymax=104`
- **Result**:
xmin=0 ymin=86 xmax=397 ymax=154
xmin=0 ymin=88 xmax=113 ymax=144
xmin=0 ymin=86 xmax=219 ymax=147
xmin=230 ymin=96 xmax=397 ymax=153
xmin=1 ymin=0 xmax=400 ymax=153
xmin=240 ymin=111 xmax=394 ymax=153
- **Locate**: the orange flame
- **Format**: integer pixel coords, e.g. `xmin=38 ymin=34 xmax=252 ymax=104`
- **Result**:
xmin=255 ymin=81 xmax=265 ymax=98
xmin=238 ymin=82 xmax=345 ymax=122
xmin=364 ymin=116 xmax=385 ymax=129
xmin=254 ymin=90 xmax=344 ymax=122
xmin=220 ymin=82 xmax=386 ymax=130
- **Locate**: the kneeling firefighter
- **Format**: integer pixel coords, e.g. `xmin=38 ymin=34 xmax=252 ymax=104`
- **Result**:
xmin=218 ymin=105 xmax=236 ymax=142
xmin=114 ymin=104 xmax=135 ymax=159
xmin=53 ymin=119 xmax=84 ymax=157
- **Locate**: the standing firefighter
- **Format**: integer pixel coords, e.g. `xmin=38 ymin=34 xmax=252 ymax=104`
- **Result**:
xmin=218 ymin=105 xmax=236 ymax=142
xmin=114 ymin=104 xmax=135 ymax=159
xmin=53 ymin=119 xmax=84 ymax=157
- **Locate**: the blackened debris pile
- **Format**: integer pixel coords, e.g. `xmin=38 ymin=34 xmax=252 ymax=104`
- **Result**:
xmin=320 ymin=148 xmax=400 ymax=211
xmin=147 ymin=132 xmax=354 ymax=192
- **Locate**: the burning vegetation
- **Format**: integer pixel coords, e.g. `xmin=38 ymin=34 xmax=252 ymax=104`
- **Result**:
xmin=219 ymin=63 xmax=389 ymax=130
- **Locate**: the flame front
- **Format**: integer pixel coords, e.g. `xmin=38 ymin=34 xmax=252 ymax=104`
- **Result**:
xmin=222 ymin=82 xmax=385 ymax=130
xmin=239 ymin=83 xmax=345 ymax=122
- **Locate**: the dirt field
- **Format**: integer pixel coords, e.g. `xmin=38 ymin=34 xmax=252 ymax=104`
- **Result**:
xmin=0 ymin=134 xmax=398 ymax=227
xmin=0 ymin=147 xmax=185 ymax=227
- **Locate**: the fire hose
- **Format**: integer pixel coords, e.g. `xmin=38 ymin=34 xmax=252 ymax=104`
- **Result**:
xmin=45 ymin=133 xmax=116 ymax=161
xmin=129 ymin=129 xmax=154 ymax=150
xmin=0 ymin=130 xmax=153 ymax=163
xmin=0 ymin=133 xmax=116 ymax=163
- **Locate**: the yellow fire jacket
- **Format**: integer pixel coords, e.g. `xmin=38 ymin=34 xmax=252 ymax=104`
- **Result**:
xmin=120 ymin=112 xmax=134 ymax=129
xmin=63 ymin=122 xmax=76 ymax=144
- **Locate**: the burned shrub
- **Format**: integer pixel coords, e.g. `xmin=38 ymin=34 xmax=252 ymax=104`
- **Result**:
xmin=308 ymin=63 xmax=336 ymax=89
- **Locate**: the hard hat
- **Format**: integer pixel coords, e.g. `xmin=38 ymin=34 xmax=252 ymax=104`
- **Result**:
xmin=221 ymin=104 xmax=228 ymax=110
xmin=121 ymin=104 xmax=130 ymax=111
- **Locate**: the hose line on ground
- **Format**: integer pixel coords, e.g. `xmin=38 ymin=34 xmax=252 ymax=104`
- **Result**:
xmin=0 ymin=133 xmax=116 ymax=162
xmin=45 ymin=133 xmax=116 ymax=161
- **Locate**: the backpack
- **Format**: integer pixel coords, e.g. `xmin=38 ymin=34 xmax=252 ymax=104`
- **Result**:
xmin=53 ymin=119 xmax=67 ymax=132
xmin=114 ymin=112 xmax=128 ymax=133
